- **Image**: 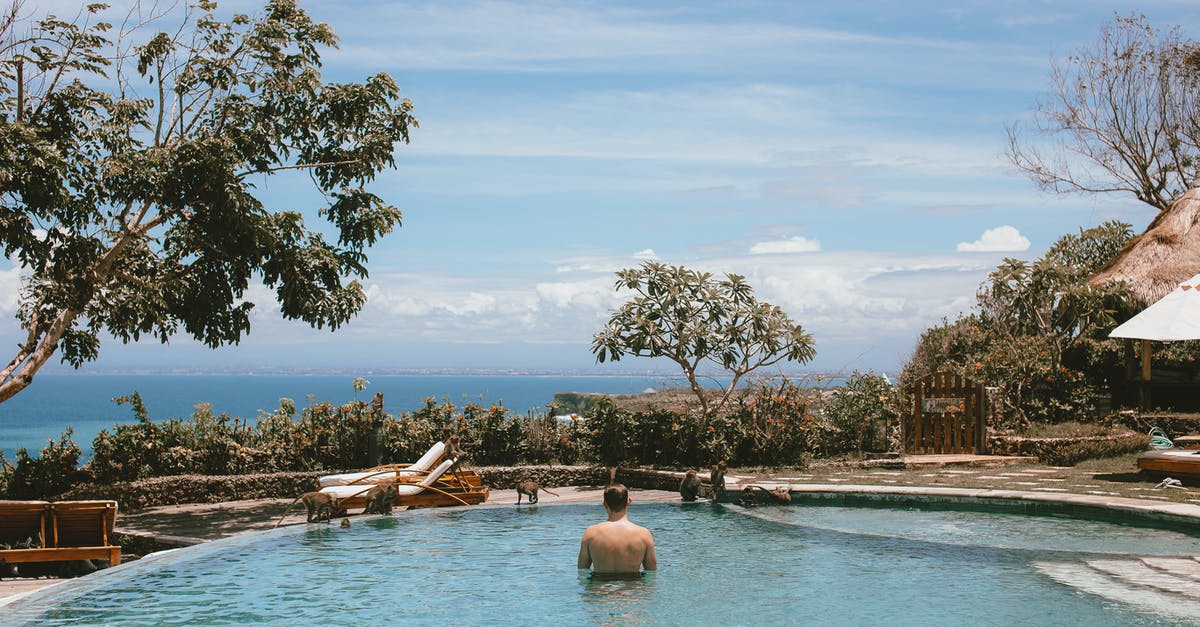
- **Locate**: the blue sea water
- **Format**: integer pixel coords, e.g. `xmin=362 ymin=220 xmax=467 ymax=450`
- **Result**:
xmin=0 ymin=373 xmax=692 ymax=460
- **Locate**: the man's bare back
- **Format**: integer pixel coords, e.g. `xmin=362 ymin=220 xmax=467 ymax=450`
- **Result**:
xmin=577 ymin=484 xmax=657 ymax=575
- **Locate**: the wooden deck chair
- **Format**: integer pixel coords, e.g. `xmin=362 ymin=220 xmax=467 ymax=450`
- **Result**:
xmin=0 ymin=500 xmax=121 ymax=567
xmin=0 ymin=501 xmax=50 ymax=551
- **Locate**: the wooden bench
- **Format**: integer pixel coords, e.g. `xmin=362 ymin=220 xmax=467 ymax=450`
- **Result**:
xmin=0 ymin=500 xmax=121 ymax=567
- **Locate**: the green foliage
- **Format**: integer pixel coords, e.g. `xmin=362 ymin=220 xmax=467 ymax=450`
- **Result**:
xmin=723 ymin=379 xmax=821 ymax=466
xmin=592 ymin=262 xmax=816 ymax=418
xmin=902 ymin=221 xmax=1134 ymax=428
xmin=0 ymin=0 xmax=416 ymax=403
xmin=581 ymin=399 xmax=635 ymax=467
xmin=519 ymin=412 xmax=582 ymax=465
xmin=11 ymin=379 xmax=868 ymax=488
xmin=820 ymin=372 xmax=897 ymax=455
xmin=3 ymin=429 xmax=82 ymax=499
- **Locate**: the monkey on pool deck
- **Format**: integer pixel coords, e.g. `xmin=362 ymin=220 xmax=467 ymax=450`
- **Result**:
xmin=679 ymin=470 xmax=702 ymax=501
xmin=710 ymin=460 xmax=727 ymax=493
xmin=516 ymin=480 xmax=559 ymax=505
xmin=275 ymin=491 xmax=339 ymax=528
xmin=362 ymin=483 xmax=400 ymax=515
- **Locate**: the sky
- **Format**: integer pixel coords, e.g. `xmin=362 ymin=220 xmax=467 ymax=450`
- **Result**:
xmin=7 ymin=0 xmax=1200 ymax=377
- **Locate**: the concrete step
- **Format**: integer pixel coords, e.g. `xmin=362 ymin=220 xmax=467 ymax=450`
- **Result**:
xmin=1034 ymin=561 xmax=1200 ymax=622
xmin=1141 ymin=557 xmax=1200 ymax=583
xmin=1088 ymin=559 xmax=1200 ymax=598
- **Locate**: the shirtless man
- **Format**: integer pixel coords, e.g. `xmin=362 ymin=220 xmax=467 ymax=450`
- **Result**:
xmin=577 ymin=484 xmax=657 ymax=576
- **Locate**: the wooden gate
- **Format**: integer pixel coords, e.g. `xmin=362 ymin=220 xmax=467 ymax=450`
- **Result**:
xmin=903 ymin=372 xmax=985 ymax=454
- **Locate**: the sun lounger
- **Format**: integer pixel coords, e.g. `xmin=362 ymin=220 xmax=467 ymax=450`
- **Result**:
xmin=319 ymin=457 xmax=458 ymax=502
xmin=318 ymin=455 xmax=489 ymax=511
xmin=317 ymin=442 xmax=447 ymax=487
xmin=0 ymin=500 xmax=121 ymax=567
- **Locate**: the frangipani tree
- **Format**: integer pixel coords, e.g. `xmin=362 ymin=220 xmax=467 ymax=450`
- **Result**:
xmin=592 ymin=262 xmax=816 ymax=418
xmin=0 ymin=0 xmax=416 ymax=402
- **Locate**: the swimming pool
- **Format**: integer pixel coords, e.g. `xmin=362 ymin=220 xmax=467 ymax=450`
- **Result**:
xmin=8 ymin=501 xmax=1200 ymax=625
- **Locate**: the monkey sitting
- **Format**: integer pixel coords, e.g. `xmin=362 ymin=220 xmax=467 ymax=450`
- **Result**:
xmin=679 ymin=469 xmax=703 ymax=501
xmin=710 ymin=460 xmax=727 ymax=494
xmin=362 ymin=483 xmax=400 ymax=515
xmin=275 ymin=491 xmax=339 ymax=528
xmin=516 ymin=480 xmax=559 ymax=505
xmin=443 ymin=434 xmax=471 ymax=474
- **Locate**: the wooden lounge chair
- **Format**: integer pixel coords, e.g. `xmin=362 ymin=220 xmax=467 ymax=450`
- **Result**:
xmin=319 ymin=457 xmax=489 ymax=511
xmin=0 ymin=500 xmax=121 ymax=568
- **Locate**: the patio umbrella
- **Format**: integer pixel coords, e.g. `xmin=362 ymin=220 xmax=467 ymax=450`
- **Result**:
xmin=1109 ymin=273 xmax=1200 ymax=407
xmin=1109 ymin=273 xmax=1200 ymax=341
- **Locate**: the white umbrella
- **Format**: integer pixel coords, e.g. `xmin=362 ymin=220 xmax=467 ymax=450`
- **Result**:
xmin=1110 ymin=273 xmax=1200 ymax=341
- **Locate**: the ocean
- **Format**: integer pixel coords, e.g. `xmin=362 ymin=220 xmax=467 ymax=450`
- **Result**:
xmin=0 ymin=373 xmax=693 ymax=460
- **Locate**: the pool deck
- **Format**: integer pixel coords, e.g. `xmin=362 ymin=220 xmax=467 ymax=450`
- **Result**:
xmin=4 ymin=454 xmax=1200 ymax=605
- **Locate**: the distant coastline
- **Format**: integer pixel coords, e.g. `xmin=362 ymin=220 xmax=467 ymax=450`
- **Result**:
xmin=34 ymin=366 xmax=856 ymax=379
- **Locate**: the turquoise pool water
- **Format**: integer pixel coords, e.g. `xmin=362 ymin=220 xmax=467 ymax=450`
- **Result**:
xmin=8 ymin=502 xmax=1200 ymax=625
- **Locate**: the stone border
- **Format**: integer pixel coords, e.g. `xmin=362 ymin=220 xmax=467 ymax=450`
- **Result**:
xmin=718 ymin=480 xmax=1200 ymax=532
xmin=50 ymin=465 xmax=1200 ymax=533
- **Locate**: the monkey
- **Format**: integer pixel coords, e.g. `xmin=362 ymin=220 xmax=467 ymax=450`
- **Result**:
xmin=274 ymin=491 xmax=339 ymax=528
xmin=710 ymin=460 xmax=727 ymax=494
xmin=341 ymin=517 xmax=351 ymax=528
xmin=741 ymin=485 xmax=792 ymax=506
xmin=442 ymin=433 xmax=470 ymax=474
xmin=362 ymin=483 xmax=400 ymax=515
xmin=679 ymin=470 xmax=703 ymax=502
xmin=607 ymin=466 xmax=618 ymax=487
xmin=516 ymin=480 xmax=559 ymax=505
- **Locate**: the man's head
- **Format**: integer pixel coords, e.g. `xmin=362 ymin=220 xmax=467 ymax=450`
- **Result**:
xmin=603 ymin=484 xmax=630 ymax=512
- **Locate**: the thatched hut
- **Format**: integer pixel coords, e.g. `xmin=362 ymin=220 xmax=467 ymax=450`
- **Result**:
xmin=1091 ymin=187 xmax=1200 ymax=410
xmin=1089 ymin=186 xmax=1200 ymax=306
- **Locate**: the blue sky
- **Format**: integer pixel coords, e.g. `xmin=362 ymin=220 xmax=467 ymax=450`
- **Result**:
xmin=8 ymin=0 xmax=1200 ymax=376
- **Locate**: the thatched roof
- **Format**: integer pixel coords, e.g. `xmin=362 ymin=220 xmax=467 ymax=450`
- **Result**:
xmin=1089 ymin=186 xmax=1200 ymax=307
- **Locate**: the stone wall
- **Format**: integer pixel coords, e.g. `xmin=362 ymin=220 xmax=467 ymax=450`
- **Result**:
xmin=987 ymin=432 xmax=1149 ymax=466
xmin=59 ymin=466 xmax=679 ymax=511
xmin=60 ymin=472 xmax=327 ymax=510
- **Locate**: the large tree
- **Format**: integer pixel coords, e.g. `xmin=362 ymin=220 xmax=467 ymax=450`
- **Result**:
xmin=592 ymin=262 xmax=816 ymax=418
xmin=1007 ymin=14 xmax=1200 ymax=212
xmin=0 ymin=0 xmax=416 ymax=402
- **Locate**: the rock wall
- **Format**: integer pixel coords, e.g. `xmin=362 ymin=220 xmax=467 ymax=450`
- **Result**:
xmin=987 ymin=432 xmax=1149 ymax=466
xmin=59 ymin=466 xmax=684 ymax=511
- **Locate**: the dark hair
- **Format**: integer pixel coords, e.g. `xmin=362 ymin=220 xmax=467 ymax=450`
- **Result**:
xmin=603 ymin=484 xmax=629 ymax=511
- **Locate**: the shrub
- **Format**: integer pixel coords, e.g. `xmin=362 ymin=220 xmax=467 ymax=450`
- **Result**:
xmin=4 ymin=429 xmax=84 ymax=499
xmin=581 ymin=399 xmax=635 ymax=467
xmin=820 ymin=372 xmax=897 ymax=456
xmin=724 ymin=379 xmax=820 ymax=466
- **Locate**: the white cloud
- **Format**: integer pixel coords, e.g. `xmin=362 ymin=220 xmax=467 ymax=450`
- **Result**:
xmin=749 ymin=235 xmax=822 ymax=255
xmin=631 ymin=248 xmax=658 ymax=260
xmin=535 ymin=278 xmax=618 ymax=310
xmin=0 ymin=262 xmax=22 ymax=318
xmin=956 ymin=226 xmax=1030 ymax=252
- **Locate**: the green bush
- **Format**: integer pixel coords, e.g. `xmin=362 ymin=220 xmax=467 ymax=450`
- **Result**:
xmin=581 ymin=399 xmax=636 ymax=467
xmin=724 ymin=379 xmax=820 ymax=466
xmin=820 ymin=372 xmax=897 ymax=456
xmin=4 ymin=429 xmax=83 ymax=499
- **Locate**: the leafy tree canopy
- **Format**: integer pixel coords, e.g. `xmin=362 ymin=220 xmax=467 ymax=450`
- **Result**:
xmin=0 ymin=0 xmax=417 ymax=402
xmin=902 ymin=221 xmax=1134 ymax=427
xmin=592 ymin=262 xmax=816 ymax=418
